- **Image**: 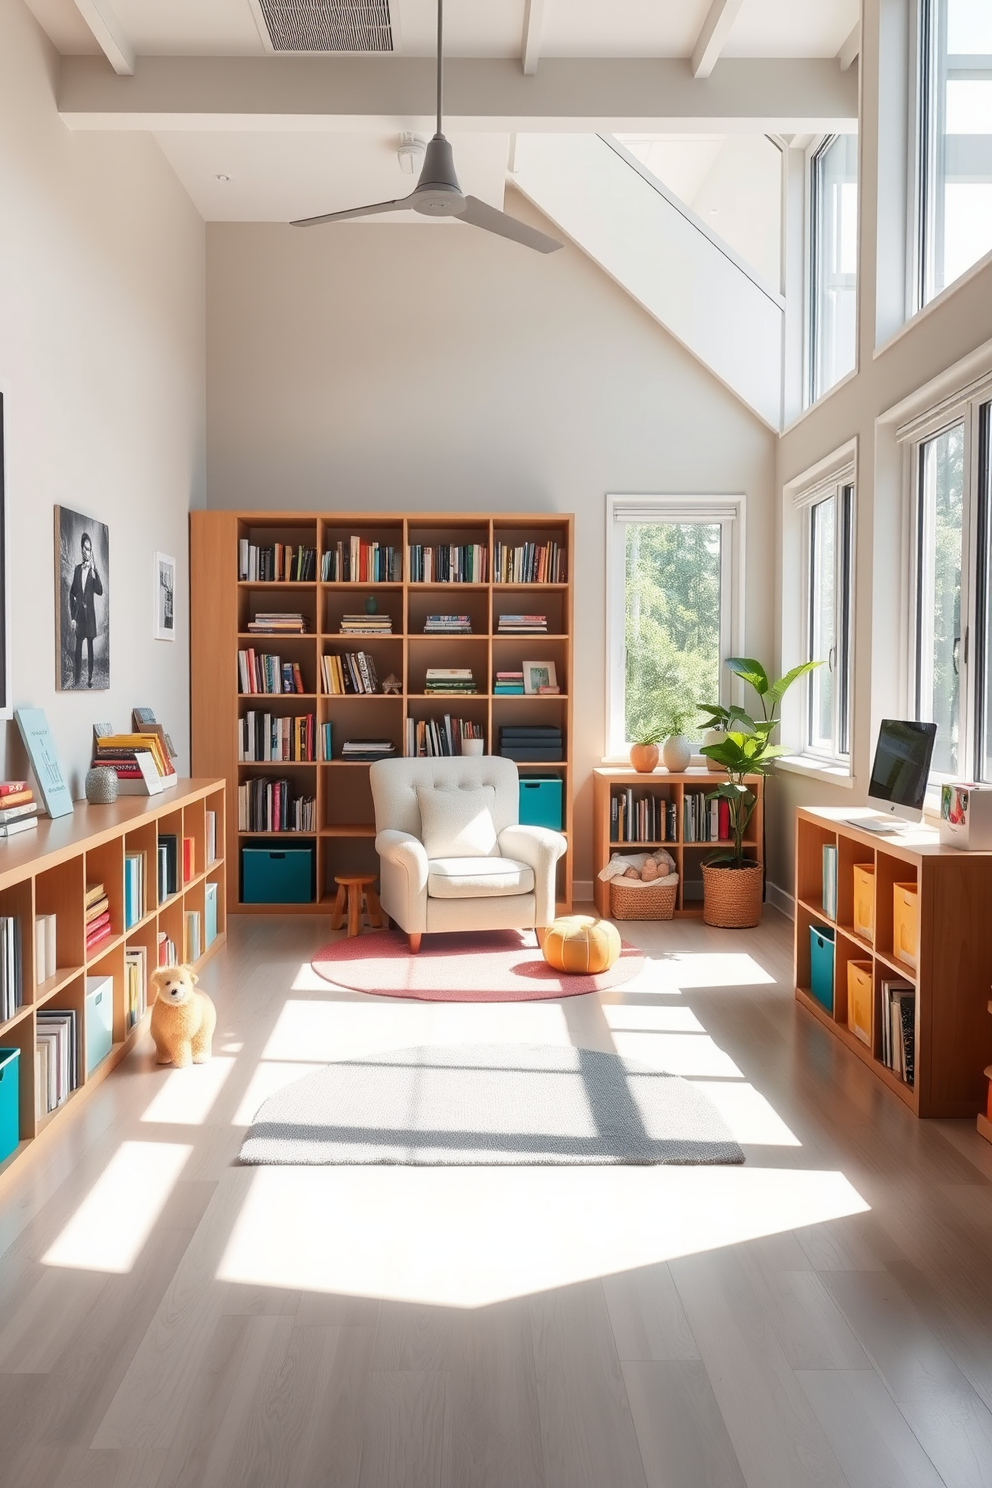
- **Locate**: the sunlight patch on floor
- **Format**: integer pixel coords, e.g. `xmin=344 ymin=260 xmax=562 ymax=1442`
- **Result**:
xmin=687 ymin=1080 xmax=801 ymax=1145
xmin=601 ymin=1003 xmax=706 ymax=1033
xmin=217 ymin=1164 xmax=868 ymax=1308
xmin=140 ymin=1058 xmax=235 ymax=1126
xmin=43 ymin=1142 xmax=192 ymax=1272
xmin=232 ymin=1061 xmax=328 ymax=1125
xmin=657 ymin=952 xmax=777 ymax=989
xmin=607 ymin=1030 xmax=744 ymax=1078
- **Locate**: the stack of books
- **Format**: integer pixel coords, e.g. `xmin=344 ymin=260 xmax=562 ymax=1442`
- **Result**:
xmin=338 ymin=614 xmax=394 ymax=636
xmin=683 ymin=794 xmax=731 ymax=843
xmin=0 ymin=781 xmax=39 ymax=838
xmin=36 ymin=1008 xmax=78 ymax=1115
xmin=91 ymin=733 xmax=176 ymax=793
xmin=881 ymin=980 xmax=916 ymax=1085
xmin=321 ymin=539 xmax=401 ymax=583
xmin=238 ymin=777 xmax=316 ymax=832
xmin=239 ymin=711 xmax=315 ymax=762
xmin=611 ymin=791 xmax=677 ymax=844
xmin=321 ymin=652 xmax=380 ymax=695
xmin=246 ymin=612 xmax=309 ymax=635
xmin=237 ymin=650 xmax=306 ymax=695
xmin=423 ymin=614 xmax=473 ymax=634
xmin=157 ymin=930 xmax=178 ymax=967
xmin=424 ymin=668 xmax=476 ymax=695
xmin=494 ymin=670 xmax=524 ymax=695
xmin=340 ymin=740 xmax=397 ymax=763
xmin=406 ymin=717 xmax=484 ymax=757
xmin=85 ymin=883 xmax=112 ymax=956
xmin=407 ymin=543 xmax=488 ymax=584
xmin=497 ymin=614 xmax=549 ymax=634
xmin=158 ymin=834 xmax=179 ymax=900
xmin=125 ymin=945 xmax=148 ymax=1029
xmin=0 ymin=917 xmax=23 ymax=1021
xmin=498 ymin=726 xmax=563 ymax=762
xmin=494 ymin=541 xmax=566 ymax=584
xmin=124 ymin=852 xmax=146 ymax=928
xmin=34 ymin=914 xmax=57 ymax=986
xmin=238 ymin=540 xmax=316 ymax=582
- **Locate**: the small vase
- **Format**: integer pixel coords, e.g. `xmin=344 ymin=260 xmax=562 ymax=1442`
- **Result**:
xmin=85 ymin=767 xmax=119 ymax=805
xmin=462 ymin=738 xmax=485 ymax=757
xmin=702 ymin=729 xmax=727 ymax=772
xmin=629 ymin=743 xmax=659 ymax=774
xmin=662 ymin=735 xmax=692 ymax=772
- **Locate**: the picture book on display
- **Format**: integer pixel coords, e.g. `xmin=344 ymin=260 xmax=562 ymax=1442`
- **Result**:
xmin=0 ymin=780 xmax=40 ymax=838
xmin=14 ymin=710 xmax=74 ymax=818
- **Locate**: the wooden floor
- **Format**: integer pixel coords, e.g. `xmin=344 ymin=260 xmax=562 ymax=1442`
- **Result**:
xmin=3 ymin=908 xmax=992 ymax=1488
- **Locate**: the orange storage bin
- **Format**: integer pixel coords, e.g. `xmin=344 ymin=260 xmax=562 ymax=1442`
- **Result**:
xmin=852 ymin=863 xmax=875 ymax=942
xmin=893 ymin=882 xmax=919 ymax=970
xmin=847 ymin=960 xmax=873 ymax=1046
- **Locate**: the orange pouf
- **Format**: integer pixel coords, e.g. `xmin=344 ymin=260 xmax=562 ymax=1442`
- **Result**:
xmin=543 ymin=915 xmax=621 ymax=975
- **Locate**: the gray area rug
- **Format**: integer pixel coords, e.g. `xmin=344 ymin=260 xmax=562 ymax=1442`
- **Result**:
xmin=239 ymin=1043 xmax=745 ymax=1167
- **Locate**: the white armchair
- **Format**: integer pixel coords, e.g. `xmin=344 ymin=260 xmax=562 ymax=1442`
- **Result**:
xmin=369 ymin=756 xmax=566 ymax=952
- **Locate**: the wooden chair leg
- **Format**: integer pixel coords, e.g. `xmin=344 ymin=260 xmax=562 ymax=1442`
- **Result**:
xmin=347 ymin=884 xmax=361 ymax=938
xmin=408 ymin=932 xmax=422 ymax=953
xmin=331 ymin=883 xmax=347 ymax=932
xmin=365 ymin=885 xmax=383 ymax=929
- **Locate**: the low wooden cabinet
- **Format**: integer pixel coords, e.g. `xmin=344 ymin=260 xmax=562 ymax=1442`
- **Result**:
xmin=794 ymin=806 xmax=992 ymax=1118
xmin=0 ymin=779 xmax=226 ymax=1184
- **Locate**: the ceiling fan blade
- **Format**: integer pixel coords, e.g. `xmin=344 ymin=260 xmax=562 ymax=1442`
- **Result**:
xmin=456 ymin=196 xmax=563 ymax=254
xmin=292 ymin=197 xmax=411 ymax=228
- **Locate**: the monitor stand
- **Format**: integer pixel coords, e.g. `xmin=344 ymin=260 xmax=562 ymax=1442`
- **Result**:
xmin=845 ymin=814 xmax=914 ymax=834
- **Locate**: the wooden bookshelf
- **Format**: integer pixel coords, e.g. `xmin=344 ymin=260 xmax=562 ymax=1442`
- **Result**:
xmin=794 ymin=806 xmax=992 ymax=1118
xmin=592 ymin=768 xmax=763 ymax=918
xmin=0 ymin=779 xmax=226 ymax=1187
xmin=191 ymin=512 xmax=574 ymax=913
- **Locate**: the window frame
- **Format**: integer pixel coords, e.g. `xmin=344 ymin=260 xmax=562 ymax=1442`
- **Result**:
xmin=801 ymin=478 xmax=856 ymax=764
xmin=806 ymin=133 xmax=859 ymax=408
xmin=605 ymin=494 xmax=744 ymax=760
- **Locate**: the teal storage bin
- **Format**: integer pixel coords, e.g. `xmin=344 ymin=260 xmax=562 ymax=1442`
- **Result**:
xmin=0 ymin=1047 xmax=20 ymax=1165
xmin=85 ymin=976 xmax=114 ymax=1078
xmin=809 ymin=925 xmax=835 ymax=1012
xmin=242 ymin=845 xmax=314 ymax=904
xmin=518 ymin=776 xmax=564 ymax=831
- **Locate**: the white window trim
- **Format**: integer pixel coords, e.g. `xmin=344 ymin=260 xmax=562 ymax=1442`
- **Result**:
xmin=780 ymin=440 xmax=858 ymax=776
xmin=604 ymin=494 xmax=744 ymax=761
xmin=805 ymin=133 xmax=860 ymax=410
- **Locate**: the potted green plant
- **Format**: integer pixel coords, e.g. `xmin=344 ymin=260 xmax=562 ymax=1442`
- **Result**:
xmin=697 ymin=657 xmax=819 ymax=927
xmin=629 ymin=720 xmax=665 ymax=774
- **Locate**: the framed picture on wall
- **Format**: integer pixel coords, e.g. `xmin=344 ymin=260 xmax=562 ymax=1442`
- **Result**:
xmin=0 ymin=393 xmax=9 ymax=719
xmin=154 ymin=552 xmax=176 ymax=641
xmin=55 ymin=506 xmax=110 ymax=691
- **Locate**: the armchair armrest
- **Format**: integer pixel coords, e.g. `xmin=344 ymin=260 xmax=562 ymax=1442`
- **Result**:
xmin=375 ymin=829 xmax=429 ymax=933
xmin=498 ymin=825 xmax=567 ymax=926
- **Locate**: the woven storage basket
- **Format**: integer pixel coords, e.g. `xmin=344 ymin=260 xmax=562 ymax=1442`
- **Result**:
xmin=701 ymin=862 xmax=764 ymax=928
xmin=609 ymin=877 xmax=677 ymax=921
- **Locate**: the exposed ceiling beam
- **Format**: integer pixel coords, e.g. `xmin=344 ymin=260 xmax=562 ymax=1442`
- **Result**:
xmin=73 ymin=0 xmax=134 ymax=77
xmin=58 ymin=56 xmax=859 ymax=133
xmin=521 ymin=0 xmax=549 ymax=77
xmin=838 ymin=22 xmax=860 ymax=72
xmin=690 ymin=0 xmax=744 ymax=80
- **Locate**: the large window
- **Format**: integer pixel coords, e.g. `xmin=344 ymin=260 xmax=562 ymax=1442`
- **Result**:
xmin=606 ymin=497 xmax=740 ymax=756
xmin=918 ymin=0 xmax=992 ymax=305
xmin=805 ymin=482 xmax=855 ymax=761
xmin=808 ymin=135 xmax=858 ymax=404
xmin=908 ymin=390 xmax=992 ymax=782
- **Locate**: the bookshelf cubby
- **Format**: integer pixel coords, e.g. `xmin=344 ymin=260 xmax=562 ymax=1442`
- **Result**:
xmin=0 ymin=780 xmax=226 ymax=1187
xmin=794 ymin=806 xmax=992 ymax=1118
xmin=592 ymin=768 xmax=763 ymax=917
xmin=191 ymin=512 xmax=575 ymax=914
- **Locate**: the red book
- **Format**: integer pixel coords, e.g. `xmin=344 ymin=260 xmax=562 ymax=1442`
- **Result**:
xmin=182 ymin=837 xmax=194 ymax=884
xmin=718 ymin=798 xmax=731 ymax=840
xmin=0 ymin=781 xmax=29 ymax=796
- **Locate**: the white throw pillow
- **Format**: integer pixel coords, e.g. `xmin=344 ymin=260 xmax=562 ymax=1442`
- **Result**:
xmin=417 ymin=785 xmax=499 ymax=859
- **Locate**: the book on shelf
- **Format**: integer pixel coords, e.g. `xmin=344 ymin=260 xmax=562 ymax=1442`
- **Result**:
xmin=0 ymin=781 xmax=38 ymax=833
xmin=0 ymin=781 xmax=29 ymax=797
xmin=205 ymin=810 xmax=217 ymax=864
xmin=407 ymin=543 xmax=488 ymax=584
xmin=34 ymin=913 xmax=57 ymax=985
xmin=239 ymin=710 xmax=315 ymax=763
xmin=320 ymin=722 xmax=333 ymax=761
xmin=423 ymin=615 xmax=472 ymax=633
xmin=157 ymin=931 xmax=178 ymax=967
xmin=494 ymin=542 xmax=565 ymax=584
xmin=822 ymin=845 xmax=838 ymax=920
xmin=339 ymin=740 xmax=397 ymax=762
xmin=158 ymin=835 xmax=179 ymax=899
xmin=497 ymin=614 xmax=549 ymax=633
xmin=338 ymin=615 xmax=394 ymax=635
xmin=125 ymin=852 xmax=146 ymax=929
xmin=15 ymin=709 xmax=74 ymax=819
xmin=36 ymin=1007 xmax=78 ymax=1111
xmin=247 ymin=612 xmax=309 ymax=634
xmin=424 ymin=667 xmax=477 ymax=694
xmin=880 ymin=980 xmax=915 ymax=1085
xmin=185 ymin=910 xmax=202 ymax=964
xmin=205 ymin=882 xmax=218 ymax=949
xmin=406 ymin=716 xmax=484 ymax=758
xmin=680 ymin=793 xmax=732 ymax=844
xmin=237 ymin=650 xmax=306 ymax=696
xmin=493 ymin=670 xmax=524 ymax=695
xmin=611 ymin=790 xmax=673 ymax=845
xmin=239 ymin=540 xmax=316 ymax=582
xmin=92 ymin=732 xmax=177 ymax=796
xmin=183 ymin=836 xmax=195 ymax=885
xmin=321 ymin=651 xmax=380 ymax=695
xmin=321 ymin=539 xmax=401 ymax=583
xmin=238 ymin=777 xmax=316 ymax=832
xmin=125 ymin=945 xmax=148 ymax=1029
xmin=498 ymin=726 xmax=563 ymax=763
xmin=0 ymin=916 xmax=23 ymax=1022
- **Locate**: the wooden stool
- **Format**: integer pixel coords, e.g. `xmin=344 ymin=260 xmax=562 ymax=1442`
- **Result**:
xmin=331 ymin=874 xmax=383 ymax=937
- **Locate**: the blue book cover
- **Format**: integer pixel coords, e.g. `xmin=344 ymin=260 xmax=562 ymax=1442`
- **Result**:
xmin=14 ymin=709 xmax=74 ymax=818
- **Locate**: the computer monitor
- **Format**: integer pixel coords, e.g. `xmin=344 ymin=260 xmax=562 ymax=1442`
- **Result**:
xmin=865 ymin=719 xmax=937 ymax=826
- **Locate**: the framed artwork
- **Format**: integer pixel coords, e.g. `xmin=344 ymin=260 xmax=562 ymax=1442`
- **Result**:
xmin=154 ymin=552 xmax=176 ymax=641
xmin=0 ymin=393 xmax=9 ymax=719
xmin=56 ymin=506 xmax=110 ymax=691
xmin=522 ymin=659 xmax=558 ymax=695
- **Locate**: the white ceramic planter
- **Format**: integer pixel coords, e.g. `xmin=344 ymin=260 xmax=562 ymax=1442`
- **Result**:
xmin=702 ymin=729 xmax=727 ymax=771
xmin=662 ymin=734 xmax=692 ymax=772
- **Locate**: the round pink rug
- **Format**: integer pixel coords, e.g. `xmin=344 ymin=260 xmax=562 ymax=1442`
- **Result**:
xmin=311 ymin=929 xmax=645 ymax=1002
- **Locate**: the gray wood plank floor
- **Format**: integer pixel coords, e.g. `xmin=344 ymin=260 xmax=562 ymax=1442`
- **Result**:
xmin=3 ymin=908 xmax=992 ymax=1487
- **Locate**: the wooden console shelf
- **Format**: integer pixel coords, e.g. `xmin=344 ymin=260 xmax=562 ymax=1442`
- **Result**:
xmin=593 ymin=768 xmax=763 ymax=918
xmin=794 ymin=806 xmax=992 ymax=1118
xmin=0 ymin=779 xmax=227 ymax=1185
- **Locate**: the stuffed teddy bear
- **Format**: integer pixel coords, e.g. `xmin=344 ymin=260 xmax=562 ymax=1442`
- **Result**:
xmin=149 ymin=964 xmax=216 ymax=1068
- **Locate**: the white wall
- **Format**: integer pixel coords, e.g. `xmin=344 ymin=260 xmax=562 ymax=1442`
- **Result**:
xmin=206 ymin=196 xmax=777 ymax=885
xmin=0 ymin=0 xmax=205 ymax=797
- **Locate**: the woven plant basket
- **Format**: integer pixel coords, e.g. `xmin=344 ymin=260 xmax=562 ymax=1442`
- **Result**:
xmin=701 ymin=862 xmax=764 ymax=928
xmin=609 ymin=877 xmax=677 ymax=922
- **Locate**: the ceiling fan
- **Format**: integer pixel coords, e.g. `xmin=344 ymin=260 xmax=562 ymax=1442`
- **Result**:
xmin=291 ymin=0 xmax=563 ymax=253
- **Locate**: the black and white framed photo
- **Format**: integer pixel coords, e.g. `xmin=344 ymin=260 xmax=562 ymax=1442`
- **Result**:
xmin=522 ymin=659 xmax=558 ymax=695
xmin=55 ymin=506 xmax=110 ymax=691
xmin=154 ymin=552 xmax=176 ymax=641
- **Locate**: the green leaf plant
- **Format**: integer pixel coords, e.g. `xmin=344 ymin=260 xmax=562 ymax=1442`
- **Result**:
xmin=698 ymin=658 xmax=821 ymax=869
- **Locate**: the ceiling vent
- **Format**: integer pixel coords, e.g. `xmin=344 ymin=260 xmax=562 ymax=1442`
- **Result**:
xmin=256 ymin=0 xmax=393 ymax=53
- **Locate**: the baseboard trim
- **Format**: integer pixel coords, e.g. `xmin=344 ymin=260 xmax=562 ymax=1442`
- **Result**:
xmin=573 ymin=880 xmax=594 ymax=905
xmin=766 ymin=880 xmax=794 ymax=920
